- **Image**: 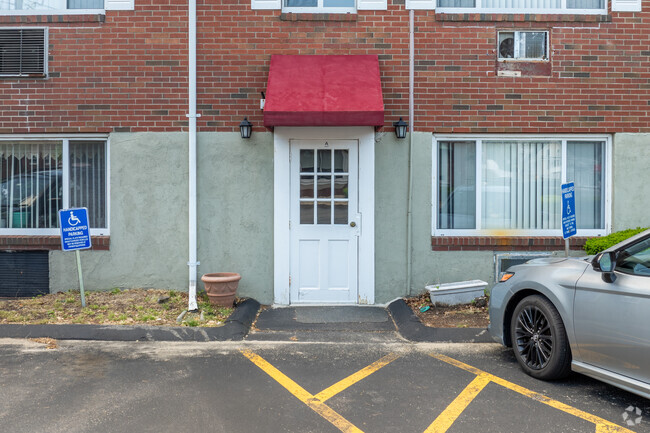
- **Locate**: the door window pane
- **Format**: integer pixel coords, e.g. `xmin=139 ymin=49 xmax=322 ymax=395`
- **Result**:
xmin=317 ymin=149 xmax=331 ymax=173
xmin=300 ymin=202 xmax=314 ymax=224
xmin=334 ymin=176 xmax=348 ymax=198
xmin=334 ymin=202 xmax=348 ymax=224
xmin=317 ymin=202 xmax=331 ymax=224
xmin=300 ymin=176 xmax=314 ymax=198
xmin=300 ymin=149 xmax=314 ymax=173
xmin=334 ymin=150 xmax=348 ymax=173
xmin=438 ymin=141 xmax=476 ymax=229
xmin=317 ymin=176 xmax=331 ymax=198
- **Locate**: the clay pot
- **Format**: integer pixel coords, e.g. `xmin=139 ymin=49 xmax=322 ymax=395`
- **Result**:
xmin=201 ymin=272 xmax=241 ymax=307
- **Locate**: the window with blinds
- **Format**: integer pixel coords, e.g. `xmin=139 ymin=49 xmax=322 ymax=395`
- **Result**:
xmin=0 ymin=138 xmax=108 ymax=234
xmin=437 ymin=0 xmax=605 ymax=12
xmin=435 ymin=137 xmax=609 ymax=236
xmin=0 ymin=28 xmax=46 ymax=78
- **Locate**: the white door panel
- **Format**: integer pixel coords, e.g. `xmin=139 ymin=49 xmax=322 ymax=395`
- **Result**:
xmin=290 ymin=140 xmax=358 ymax=304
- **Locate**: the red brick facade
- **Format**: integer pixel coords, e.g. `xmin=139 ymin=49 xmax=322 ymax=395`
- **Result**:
xmin=1 ymin=2 xmax=648 ymax=135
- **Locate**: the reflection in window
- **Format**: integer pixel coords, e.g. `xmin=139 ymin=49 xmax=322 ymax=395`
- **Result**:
xmin=298 ymin=146 xmax=349 ymax=225
xmin=616 ymin=237 xmax=650 ymax=277
xmin=436 ymin=138 xmax=607 ymax=234
xmin=0 ymin=139 xmax=107 ymax=231
xmin=0 ymin=0 xmax=103 ymax=10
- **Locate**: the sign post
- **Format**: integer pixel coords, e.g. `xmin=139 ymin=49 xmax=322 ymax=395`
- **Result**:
xmin=561 ymin=182 xmax=577 ymax=257
xmin=59 ymin=208 xmax=92 ymax=307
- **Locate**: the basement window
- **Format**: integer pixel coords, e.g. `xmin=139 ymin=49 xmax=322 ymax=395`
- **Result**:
xmin=498 ymin=31 xmax=548 ymax=61
xmin=0 ymin=28 xmax=47 ymax=78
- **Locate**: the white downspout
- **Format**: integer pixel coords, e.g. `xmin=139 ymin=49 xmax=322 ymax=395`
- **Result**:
xmin=406 ymin=9 xmax=415 ymax=294
xmin=187 ymin=0 xmax=199 ymax=312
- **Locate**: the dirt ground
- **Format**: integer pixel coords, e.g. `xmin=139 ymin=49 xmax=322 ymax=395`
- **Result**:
xmin=404 ymin=292 xmax=490 ymax=328
xmin=0 ymin=289 xmax=233 ymax=327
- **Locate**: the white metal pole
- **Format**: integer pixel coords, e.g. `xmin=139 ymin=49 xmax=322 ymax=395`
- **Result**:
xmin=187 ymin=0 xmax=199 ymax=312
xmin=406 ymin=9 xmax=415 ymax=294
xmin=75 ymin=250 xmax=86 ymax=308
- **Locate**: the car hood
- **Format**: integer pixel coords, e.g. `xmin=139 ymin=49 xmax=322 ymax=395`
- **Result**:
xmin=509 ymin=256 xmax=592 ymax=274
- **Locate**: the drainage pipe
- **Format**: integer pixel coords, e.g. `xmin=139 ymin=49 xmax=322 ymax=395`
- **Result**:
xmin=406 ymin=9 xmax=415 ymax=295
xmin=187 ymin=0 xmax=199 ymax=312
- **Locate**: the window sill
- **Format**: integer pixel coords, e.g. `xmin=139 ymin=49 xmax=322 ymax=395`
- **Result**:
xmin=435 ymin=13 xmax=611 ymax=22
xmin=0 ymin=236 xmax=110 ymax=251
xmin=432 ymin=235 xmax=588 ymax=252
xmin=279 ymin=12 xmax=357 ymax=21
xmin=0 ymin=14 xmax=105 ymax=23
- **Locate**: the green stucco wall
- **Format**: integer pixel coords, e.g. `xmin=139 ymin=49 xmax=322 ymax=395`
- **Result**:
xmin=612 ymin=134 xmax=650 ymax=231
xmin=50 ymin=132 xmax=275 ymax=304
xmin=49 ymin=131 xmax=650 ymax=305
xmin=374 ymin=132 xmax=494 ymax=303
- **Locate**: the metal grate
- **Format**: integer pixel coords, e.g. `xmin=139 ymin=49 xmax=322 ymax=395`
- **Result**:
xmin=0 ymin=251 xmax=49 ymax=298
xmin=0 ymin=28 xmax=46 ymax=78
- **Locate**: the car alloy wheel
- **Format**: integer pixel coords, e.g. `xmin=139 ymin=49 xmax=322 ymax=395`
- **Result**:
xmin=510 ymin=295 xmax=571 ymax=380
xmin=514 ymin=304 xmax=553 ymax=370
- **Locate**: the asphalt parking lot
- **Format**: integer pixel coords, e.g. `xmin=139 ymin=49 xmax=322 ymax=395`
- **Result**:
xmin=1 ymin=339 xmax=648 ymax=433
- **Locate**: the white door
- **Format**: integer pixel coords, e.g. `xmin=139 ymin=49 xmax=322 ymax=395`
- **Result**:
xmin=289 ymin=139 xmax=359 ymax=303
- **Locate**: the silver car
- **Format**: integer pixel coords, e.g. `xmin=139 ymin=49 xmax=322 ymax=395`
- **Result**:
xmin=489 ymin=229 xmax=650 ymax=399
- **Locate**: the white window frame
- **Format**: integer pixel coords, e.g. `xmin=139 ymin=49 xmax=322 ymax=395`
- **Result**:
xmin=435 ymin=0 xmax=607 ymax=15
xmin=0 ymin=134 xmax=110 ymax=236
xmin=498 ymin=30 xmax=549 ymax=62
xmin=281 ymin=0 xmax=355 ymax=13
xmin=432 ymin=134 xmax=612 ymax=237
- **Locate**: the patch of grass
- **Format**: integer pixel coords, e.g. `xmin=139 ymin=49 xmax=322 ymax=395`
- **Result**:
xmin=0 ymin=289 xmax=233 ymax=327
xmin=183 ymin=319 xmax=200 ymax=327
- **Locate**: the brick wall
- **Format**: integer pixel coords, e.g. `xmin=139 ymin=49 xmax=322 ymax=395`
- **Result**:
xmin=0 ymin=1 xmax=648 ymax=134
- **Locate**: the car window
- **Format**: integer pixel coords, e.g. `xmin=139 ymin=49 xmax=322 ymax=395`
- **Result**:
xmin=616 ymin=236 xmax=650 ymax=277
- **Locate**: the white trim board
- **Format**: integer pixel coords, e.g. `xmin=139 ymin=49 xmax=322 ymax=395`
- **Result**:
xmin=274 ymin=126 xmax=375 ymax=305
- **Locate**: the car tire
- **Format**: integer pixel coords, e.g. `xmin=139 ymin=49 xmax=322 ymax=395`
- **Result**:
xmin=510 ymin=295 xmax=571 ymax=380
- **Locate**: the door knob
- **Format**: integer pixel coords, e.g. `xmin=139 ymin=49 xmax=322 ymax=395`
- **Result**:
xmin=350 ymin=221 xmax=356 ymax=227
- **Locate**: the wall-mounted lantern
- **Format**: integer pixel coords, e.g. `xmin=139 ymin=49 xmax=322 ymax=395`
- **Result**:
xmin=240 ymin=117 xmax=252 ymax=139
xmin=393 ymin=117 xmax=408 ymax=139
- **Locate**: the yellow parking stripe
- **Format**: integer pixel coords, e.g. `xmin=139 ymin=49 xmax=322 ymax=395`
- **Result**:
xmin=241 ymin=350 xmax=364 ymax=433
xmin=315 ymin=353 xmax=401 ymax=402
xmin=431 ymin=353 xmax=635 ymax=433
xmin=424 ymin=374 xmax=491 ymax=433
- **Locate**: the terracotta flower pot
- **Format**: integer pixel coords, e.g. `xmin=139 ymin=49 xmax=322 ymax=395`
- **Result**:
xmin=201 ymin=272 xmax=241 ymax=307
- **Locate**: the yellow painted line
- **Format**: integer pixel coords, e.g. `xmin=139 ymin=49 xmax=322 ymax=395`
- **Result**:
xmin=241 ymin=350 xmax=364 ymax=433
xmin=430 ymin=353 xmax=635 ymax=433
xmin=315 ymin=352 xmax=401 ymax=402
xmin=424 ymin=374 xmax=491 ymax=433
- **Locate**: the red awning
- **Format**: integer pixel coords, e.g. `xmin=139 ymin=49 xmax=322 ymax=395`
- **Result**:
xmin=263 ymin=55 xmax=384 ymax=127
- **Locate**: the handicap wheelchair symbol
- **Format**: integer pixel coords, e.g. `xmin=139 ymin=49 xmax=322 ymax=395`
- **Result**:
xmin=68 ymin=211 xmax=81 ymax=226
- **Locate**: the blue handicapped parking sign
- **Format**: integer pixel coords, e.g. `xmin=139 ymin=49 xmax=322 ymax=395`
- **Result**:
xmin=561 ymin=183 xmax=577 ymax=239
xmin=59 ymin=208 xmax=91 ymax=251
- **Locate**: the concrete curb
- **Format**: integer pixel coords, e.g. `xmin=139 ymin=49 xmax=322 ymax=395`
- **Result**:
xmin=388 ymin=299 xmax=493 ymax=343
xmin=0 ymin=298 xmax=261 ymax=342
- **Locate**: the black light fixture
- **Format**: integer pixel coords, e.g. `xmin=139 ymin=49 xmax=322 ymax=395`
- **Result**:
xmin=393 ymin=117 xmax=408 ymax=139
xmin=240 ymin=117 xmax=252 ymax=139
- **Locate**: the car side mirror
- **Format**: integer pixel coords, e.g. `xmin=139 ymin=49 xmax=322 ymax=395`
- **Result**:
xmin=593 ymin=252 xmax=617 ymax=283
